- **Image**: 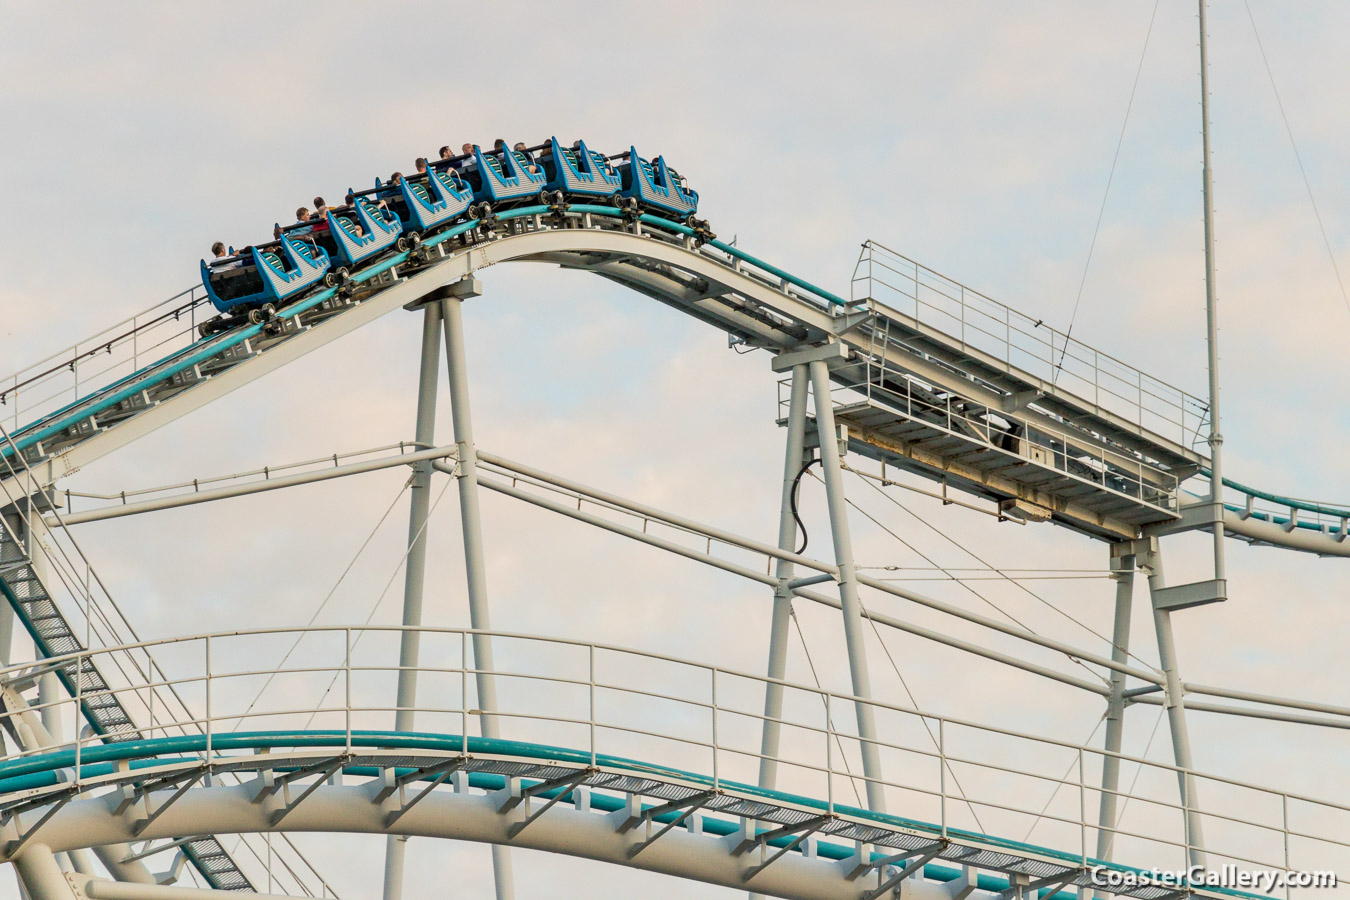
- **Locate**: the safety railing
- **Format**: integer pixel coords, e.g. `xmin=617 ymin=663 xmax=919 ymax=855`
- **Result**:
xmin=852 ymin=242 xmax=1210 ymax=452
xmin=0 ymin=285 xmax=211 ymax=435
xmin=59 ymin=440 xmax=431 ymax=519
xmin=3 ymin=626 xmax=1345 ymax=898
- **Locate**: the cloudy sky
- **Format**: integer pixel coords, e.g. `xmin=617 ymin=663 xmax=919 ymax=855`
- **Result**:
xmin=2 ymin=1 xmax=1349 ymax=896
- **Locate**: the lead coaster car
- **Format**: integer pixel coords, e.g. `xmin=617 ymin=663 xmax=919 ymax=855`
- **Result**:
xmin=616 ymin=146 xmax=699 ymax=219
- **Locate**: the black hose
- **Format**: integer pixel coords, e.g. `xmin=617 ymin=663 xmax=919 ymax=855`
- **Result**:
xmin=789 ymin=457 xmax=821 ymax=555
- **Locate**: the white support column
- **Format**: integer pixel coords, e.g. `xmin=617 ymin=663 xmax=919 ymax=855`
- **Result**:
xmin=751 ymin=363 xmax=809 ymax=900
xmin=14 ymin=844 xmax=79 ymax=900
xmin=34 ymin=668 xmax=78 ymax=877
xmin=1095 ymin=552 xmax=1134 ymax=873
xmin=1142 ymin=545 xmax=1206 ymax=867
xmin=807 ymin=358 xmax=886 ymax=813
xmin=0 ymin=512 xmax=20 ymax=667
xmin=758 ymin=363 xmax=809 ymax=790
xmin=383 ymin=301 xmax=443 ymax=900
xmin=439 ymin=280 xmax=515 ymax=900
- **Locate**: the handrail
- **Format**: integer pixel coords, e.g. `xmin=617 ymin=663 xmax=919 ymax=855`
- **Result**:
xmin=0 ymin=624 xmax=1341 ymax=899
xmin=3 ymin=207 xmax=1345 ymax=560
xmin=1201 ymin=468 xmax=1350 ymax=520
xmin=854 ymin=240 xmax=1210 ymax=451
xmin=0 ymin=731 xmax=1273 ymax=900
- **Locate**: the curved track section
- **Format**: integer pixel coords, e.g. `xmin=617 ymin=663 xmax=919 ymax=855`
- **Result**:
xmin=0 ymin=627 xmax=1341 ymax=900
xmin=0 ymin=734 xmax=1230 ymax=900
xmin=1 ymin=205 xmax=1344 ymax=555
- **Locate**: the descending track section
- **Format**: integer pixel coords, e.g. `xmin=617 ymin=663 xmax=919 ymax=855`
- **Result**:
xmin=0 ymin=525 xmax=254 ymax=891
xmin=1 ymin=205 xmax=1345 ymax=556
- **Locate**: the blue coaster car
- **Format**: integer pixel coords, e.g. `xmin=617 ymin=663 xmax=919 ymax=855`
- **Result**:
xmin=617 ymin=147 xmax=699 ymax=218
xmin=399 ymin=168 xmax=474 ymax=231
xmin=460 ymin=145 xmax=546 ymax=204
xmin=200 ymin=233 xmax=331 ymax=314
xmin=540 ymin=137 xmax=621 ymax=198
xmin=324 ymin=196 xmax=402 ymax=267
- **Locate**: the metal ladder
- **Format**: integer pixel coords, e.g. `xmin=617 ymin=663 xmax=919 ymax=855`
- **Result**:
xmin=0 ymin=522 xmax=256 ymax=891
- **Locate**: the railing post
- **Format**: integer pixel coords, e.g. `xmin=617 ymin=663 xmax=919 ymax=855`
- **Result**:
xmin=461 ymin=630 xmax=468 ymax=758
xmin=1094 ymin=349 xmax=1100 ymax=405
xmin=1282 ymin=793 xmax=1291 ymax=900
xmin=74 ymin=653 xmax=83 ymax=784
xmin=1181 ymin=769 xmax=1191 ymax=874
xmin=914 ymin=261 xmax=921 ymax=320
xmin=711 ymin=667 xmax=719 ymax=793
xmin=960 ymin=286 xmax=966 ymax=349
xmin=1078 ymin=748 xmax=1087 ymax=866
xmin=204 ymin=635 xmax=212 ymax=762
xmin=825 ymin=692 xmax=834 ymax=816
xmin=939 ymin=718 xmax=946 ymax=839
xmin=1138 ymin=371 xmax=1144 ymax=426
xmin=344 ymin=628 xmax=352 ymax=753
xmin=589 ymin=644 xmax=596 ymax=768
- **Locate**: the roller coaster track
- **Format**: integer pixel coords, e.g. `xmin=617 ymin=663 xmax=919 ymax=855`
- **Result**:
xmin=0 ymin=203 xmax=1346 ymax=898
xmin=0 ymin=627 xmax=1342 ymax=900
xmin=1 ymin=205 xmax=1344 ymax=556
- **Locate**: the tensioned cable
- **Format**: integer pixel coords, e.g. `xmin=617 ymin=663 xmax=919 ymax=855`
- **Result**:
xmin=1243 ymin=0 xmax=1350 ymax=318
xmin=297 ymin=477 xmax=454 ymax=731
xmin=1056 ymin=0 xmax=1162 ymax=376
xmin=1101 ymin=705 xmax=1166 ymax=858
xmin=227 ymin=475 xmax=453 ymax=885
xmin=229 ymin=476 xmax=413 ymax=731
xmin=843 ymin=465 xmax=1162 ymax=676
xmin=814 ymin=469 xmax=1111 ymax=686
xmin=1021 ymin=713 xmax=1106 ymax=841
xmin=788 ymin=604 xmax=864 ymax=808
xmin=857 ymin=597 xmax=987 ymax=832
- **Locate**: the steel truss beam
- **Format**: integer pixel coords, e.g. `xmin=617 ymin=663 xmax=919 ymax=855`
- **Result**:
xmin=46 ymin=444 xmax=459 ymax=526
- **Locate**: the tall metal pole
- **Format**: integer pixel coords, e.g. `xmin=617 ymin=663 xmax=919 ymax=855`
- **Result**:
xmin=1144 ymin=548 xmax=1206 ymax=866
xmin=807 ymin=358 xmax=886 ymax=813
xmin=440 ymin=285 xmax=515 ymax=900
xmin=1095 ymin=553 xmax=1134 ymax=875
xmin=1198 ymin=0 xmax=1228 ymax=587
xmin=758 ymin=363 xmax=808 ymax=791
xmin=382 ymin=301 xmax=442 ymax=900
xmin=751 ymin=364 xmax=809 ymax=900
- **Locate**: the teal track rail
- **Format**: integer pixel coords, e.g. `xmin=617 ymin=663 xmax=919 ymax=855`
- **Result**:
xmin=1199 ymin=469 xmax=1350 ymax=526
xmin=2 ymin=206 xmax=849 ymax=462
xmin=0 ymin=730 xmax=1273 ymax=900
xmin=4 ymin=204 xmax=1343 ymax=540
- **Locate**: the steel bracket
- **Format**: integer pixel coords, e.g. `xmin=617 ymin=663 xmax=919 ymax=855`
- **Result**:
xmin=771 ymin=342 xmax=849 ymax=373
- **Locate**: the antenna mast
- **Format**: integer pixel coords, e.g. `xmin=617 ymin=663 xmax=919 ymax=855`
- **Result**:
xmin=1198 ymin=0 xmax=1227 ymax=587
